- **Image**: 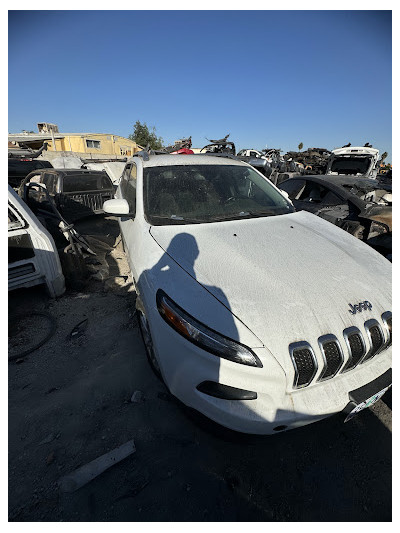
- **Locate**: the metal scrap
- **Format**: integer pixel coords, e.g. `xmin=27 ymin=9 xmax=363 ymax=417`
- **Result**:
xmin=58 ymin=439 xmax=136 ymax=493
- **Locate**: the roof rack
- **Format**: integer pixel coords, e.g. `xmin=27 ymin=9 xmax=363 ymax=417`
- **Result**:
xmin=133 ymin=147 xmax=173 ymax=161
xmin=198 ymin=152 xmax=239 ymax=161
xmin=132 ymin=150 xmax=240 ymax=162
xmin=133 ymin=150 xmax=150 ymax=161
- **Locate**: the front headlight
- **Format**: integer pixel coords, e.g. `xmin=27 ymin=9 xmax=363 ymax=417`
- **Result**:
xmin=156 ymin=290 xmax=263 ymax=368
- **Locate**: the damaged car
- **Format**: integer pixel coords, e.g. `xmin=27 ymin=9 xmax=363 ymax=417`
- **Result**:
xmin=200 ymin=134 xmax=236 ymax=155
xmin=102 ymin=153 xmax=391 ymax=435
xmin=8 ymin=158 xmax=53 ymax=189
xmin=326 ymin=145 xmax=382 ymax=178
xmin=8 ymin=185 xmax=65 ymax=297
xmin=278 ymin=174 xmax=392 ymax=258
xmin=19 ymin=168 xmax=114 ymax=222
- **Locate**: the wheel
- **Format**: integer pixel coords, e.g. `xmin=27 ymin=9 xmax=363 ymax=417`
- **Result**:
xmin=137 ymin=310 xmax=163 ymax=381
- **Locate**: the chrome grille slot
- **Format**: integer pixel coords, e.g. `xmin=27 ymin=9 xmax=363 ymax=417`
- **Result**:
xmin=342 ymin=327 xmax=366 ymax=372
xmin=387 ymin=317 xmax=392 ymax=344
xmin=363 ymin=319 xmax=385 ymax=363
xmin=381 ymin=312 xmax=392 ymax=347
xmin=317 ymin=335 xmax=344 ymax=381
xmin=288 ymin=312 xmax=391 ymax=389
xmin=289 ymin=342 xmax=317 ymax=388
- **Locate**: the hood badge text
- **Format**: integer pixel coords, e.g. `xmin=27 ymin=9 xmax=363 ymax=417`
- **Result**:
xmin=348 ymin=301 xmax=372 ymax=315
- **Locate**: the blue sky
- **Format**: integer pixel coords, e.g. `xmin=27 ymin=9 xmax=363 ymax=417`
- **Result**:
xmin=8 ymin=10 xmax=392 ymax=161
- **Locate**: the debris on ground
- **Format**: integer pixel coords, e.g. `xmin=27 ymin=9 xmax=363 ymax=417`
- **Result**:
xmin=130 ymin=391 xmax=144 ymax=403
xmin=39 ymin=434 xmax=55 ymax=446
xmin=68 ymin=318 xmax=89 ymax=341
xmin=46 ymin=451 xmax=55 ymax=466
xmin=58 ymin=439 xmax=136 ymax=493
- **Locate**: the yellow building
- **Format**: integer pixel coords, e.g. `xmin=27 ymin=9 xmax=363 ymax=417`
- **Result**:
xmin=8 ymin=123 xmax=140 ymax=159
xmin=45 ymin=132 xmax=139 ymax=157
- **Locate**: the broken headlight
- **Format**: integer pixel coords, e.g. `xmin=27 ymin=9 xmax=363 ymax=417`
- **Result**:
xmin=156 ymin=290 xmax=262 ymax=367
xmin=369 ymin=221 xmax=389 ymax=239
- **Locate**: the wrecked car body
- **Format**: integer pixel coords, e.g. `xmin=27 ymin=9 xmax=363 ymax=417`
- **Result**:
xmin=279 ymin=174 xmax=392 ymax=257
xmin=283 ymin=147 xmax=331 ymax=175
xmin=8 ymin=185 xmax=65 ymax=297
xmin=19 ymin=169 xmax=114 ymax=222
xmin=8 ymin=158 xmax=53 ymax=189
xmin=237 ymin=149 xmax=267 ymax=159
xmin=326 ymin=146 xmax=381 ymax=178
xmin=237 ymin=149 xmax=294 ymax=186
xmin=200 ymin=134 xmax=236 ymax=155
xmin=163 ymin=136 xmax=193 ymax=154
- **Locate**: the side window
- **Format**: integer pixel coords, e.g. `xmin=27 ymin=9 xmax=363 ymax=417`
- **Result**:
xmin=297 ymin=182 xmax=324 ymax=203
xmin=121 ymin=163 xmax=137 ymax=215
xmin=297 ymin=183 xmax=342 ymax=204
xmin=120 ymin=164 xmax=131 ymax=197
xmin=42 ymin=173 xmax=57 ymax=194
xmin=279 ymin=179 xmax=306 ymax=200
xmin=320 ymin=190 xmax=344 ymax=205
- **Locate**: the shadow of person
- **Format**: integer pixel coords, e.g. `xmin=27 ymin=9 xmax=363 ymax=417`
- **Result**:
xmin=135 ymin=232 xmax=239 ymax=395
xmin=135 ymin=231 xmax=279 ymax=434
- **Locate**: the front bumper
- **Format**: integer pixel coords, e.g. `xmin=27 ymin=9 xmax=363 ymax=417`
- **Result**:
xmin=149 ymin=306 xmax=392 ymax=435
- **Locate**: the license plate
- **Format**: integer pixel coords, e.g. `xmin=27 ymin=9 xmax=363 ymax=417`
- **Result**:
xmin=344 ymin=386 xmax=390 ymax=422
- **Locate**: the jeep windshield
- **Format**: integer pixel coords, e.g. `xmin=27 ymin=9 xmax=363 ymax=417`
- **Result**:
xmin=329 ymin=156 xmax=372 ymax=176
xmin=144 ymin=164 xmax=294 ymax=225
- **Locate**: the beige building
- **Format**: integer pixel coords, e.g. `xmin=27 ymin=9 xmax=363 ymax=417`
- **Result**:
xmin=8 ymin=123 xmax=140 ymax=160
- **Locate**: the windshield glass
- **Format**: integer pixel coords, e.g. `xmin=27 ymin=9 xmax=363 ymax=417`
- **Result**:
xmin=63 ymin=174 xmax=112 ymax=192
xmin=329 ymin=156 xmax=372 ymax=175
xmin=144 ymin=164 xmax=294 ymax=225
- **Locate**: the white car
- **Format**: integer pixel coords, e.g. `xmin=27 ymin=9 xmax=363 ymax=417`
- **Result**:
xmin=8 ymin=185 xmax=65 ymax=297
xmin=326 ymin=146 xmax=381 ymax=178
xmin=104 ymin=153 xmax=392 ymax=434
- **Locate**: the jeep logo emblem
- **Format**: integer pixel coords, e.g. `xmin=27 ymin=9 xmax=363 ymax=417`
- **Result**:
xmin=348 ymin=301 xmax=373 ymax=315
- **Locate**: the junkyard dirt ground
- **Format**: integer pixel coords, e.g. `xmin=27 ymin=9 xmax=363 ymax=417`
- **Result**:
xmin=8 ymin=217 xmax=392 ymax=522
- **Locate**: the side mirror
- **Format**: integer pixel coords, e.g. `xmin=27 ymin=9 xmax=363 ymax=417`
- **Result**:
xmin=103 ymin=198 xmax=131 ymax=216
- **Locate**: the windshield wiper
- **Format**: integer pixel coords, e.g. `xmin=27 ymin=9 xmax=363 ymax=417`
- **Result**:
xmin=149 ymin=215 xmax=208 ymax=225
xmin=206 ymin=209 xmax=288 ymax=222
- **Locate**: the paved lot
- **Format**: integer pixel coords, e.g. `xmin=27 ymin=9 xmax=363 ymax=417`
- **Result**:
xmin=8 ymin=217 xmax=392 ymax=521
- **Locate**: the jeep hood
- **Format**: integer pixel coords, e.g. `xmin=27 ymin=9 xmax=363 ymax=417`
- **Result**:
xmin=150 ymin=211 xmax=391 ymax=371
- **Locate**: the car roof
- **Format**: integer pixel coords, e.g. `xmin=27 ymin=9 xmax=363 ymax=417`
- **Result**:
xmin=26 ymin=168 xmax=108 ymax=175
xmin=298 ymin=174 xmax=383 ymax=188
xmin=129 ymin=153 xmax=249 ymax=168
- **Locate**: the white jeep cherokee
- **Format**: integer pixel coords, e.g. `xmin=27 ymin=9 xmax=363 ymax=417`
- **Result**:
xmin=104 ymin=153 xmax=391 ymax=434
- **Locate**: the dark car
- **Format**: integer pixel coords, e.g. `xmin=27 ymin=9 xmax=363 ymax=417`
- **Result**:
xmin=8 ymin=159 xmax=53 ymax=188
xmin=279 ymin=175 xmax=392 ymax=257
xmin=19 ymin=168 xmax=114 ymax=222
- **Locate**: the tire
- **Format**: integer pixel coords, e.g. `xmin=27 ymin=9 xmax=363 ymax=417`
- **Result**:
xmin=137 ymin=309 xmax=163 ymax=381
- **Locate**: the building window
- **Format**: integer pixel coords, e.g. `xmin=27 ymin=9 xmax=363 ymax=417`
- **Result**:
xmin=120 ymin=147 xmax=132 ymax=156
xmin=86 ymin=139 xmax=101 ymax=149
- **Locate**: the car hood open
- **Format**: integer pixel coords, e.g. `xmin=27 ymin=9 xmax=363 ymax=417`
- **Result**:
xmin=150 ymin=211 xmax=391 ymax=372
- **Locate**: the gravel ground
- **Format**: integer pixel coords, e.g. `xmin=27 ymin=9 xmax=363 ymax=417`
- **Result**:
xmin=8 ymin=216 xmax=392 ymax=522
